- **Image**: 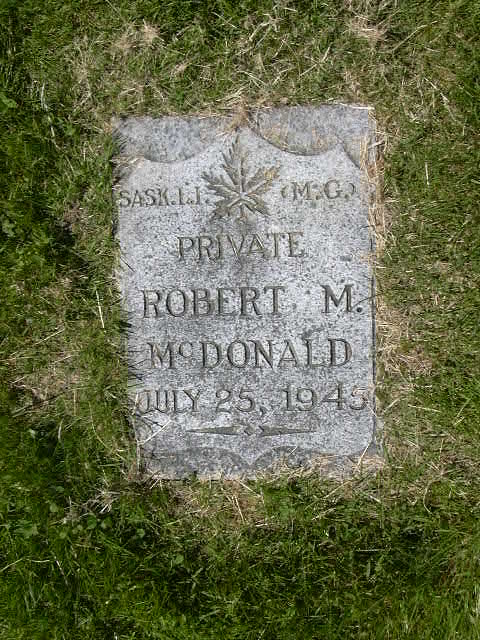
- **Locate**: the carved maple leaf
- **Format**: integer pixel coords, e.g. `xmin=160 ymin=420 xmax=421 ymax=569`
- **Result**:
xmin=202 ymin=137 xmax=279 ymax=220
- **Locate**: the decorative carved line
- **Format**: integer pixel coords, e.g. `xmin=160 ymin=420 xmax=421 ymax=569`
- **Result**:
xmin=187 ymin=425 xmax=314 ymax=437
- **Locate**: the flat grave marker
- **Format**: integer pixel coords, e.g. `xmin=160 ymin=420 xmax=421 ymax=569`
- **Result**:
xmin=114 ymin=106 xmax=377 ymax=478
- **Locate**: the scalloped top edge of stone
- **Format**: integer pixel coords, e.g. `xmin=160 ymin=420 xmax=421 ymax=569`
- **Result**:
xmin=112 ymin=104 xmax=375 ymax=168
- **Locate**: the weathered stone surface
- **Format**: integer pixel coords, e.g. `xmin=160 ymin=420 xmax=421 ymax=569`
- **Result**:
xmin=114 ymin=106 xmax=377 ymax=478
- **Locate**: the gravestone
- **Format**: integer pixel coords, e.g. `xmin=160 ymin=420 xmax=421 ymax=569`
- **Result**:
xmin=114 ymin=106 xmax=377 ymax=478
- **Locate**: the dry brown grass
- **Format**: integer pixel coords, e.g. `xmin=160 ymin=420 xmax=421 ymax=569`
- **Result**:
xmin=154 ymin=480 xmax=269 ymax=530
xmin=347 ymin=15 xmax=387 ymax=47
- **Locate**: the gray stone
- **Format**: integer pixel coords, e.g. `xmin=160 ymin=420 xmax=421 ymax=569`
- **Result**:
xmin=113 ymin=106 xmax=377 ymax=479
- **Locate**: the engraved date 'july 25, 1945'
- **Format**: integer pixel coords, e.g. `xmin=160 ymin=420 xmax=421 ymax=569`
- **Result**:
xmin=134 ymin=383 xmax=370 ymax=420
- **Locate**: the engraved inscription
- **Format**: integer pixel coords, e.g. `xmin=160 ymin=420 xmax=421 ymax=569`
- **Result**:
xmin=322 ymin=284 xmax=353 ymax=313
xmin=280 ymin=180 xmax=356 ymax=201
xmin=134 ymin=383 xmax=371 ymax=420
xmin=176 ymin=232 xmax=305 ymax=261
xmin=142 ymin=285 xmax=285 ymax=318
xmin=116 ymin=184 xmax=202 ymax=207
xmin=145 ymin=337 xmax=352 ymax=370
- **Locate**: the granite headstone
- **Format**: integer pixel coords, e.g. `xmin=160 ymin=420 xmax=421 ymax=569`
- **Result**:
xmin=114 ymin=106 xmax=377 ymax=478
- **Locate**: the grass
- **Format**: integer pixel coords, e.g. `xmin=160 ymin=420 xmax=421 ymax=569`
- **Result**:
xmin=1 ymin=0 xmax=480 ymax=637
